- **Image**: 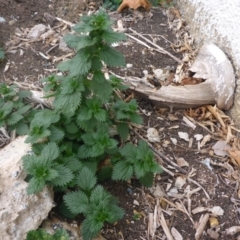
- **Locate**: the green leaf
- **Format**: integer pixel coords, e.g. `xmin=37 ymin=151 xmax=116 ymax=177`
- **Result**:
xmin=77 ymin=107 xmax=92 ymax=121
xmin=0 ymin=48 xmax=5 ymax=60
xmin=64 ymin=157 xmax=83 ymax=172
xmin=117 ymin=122 xmax=129 ymax=141
xmin=15 ymin=122 xmax=29 ymax=135
xmin=76 ymin=167 xmax=97 ymax=191
xmin=99 ymin=45 xmax=125 ymax=67
xmin=7 ymin=112 xmax=23 ymax=125
xmin=91 ymin=72 xmax=113 ymax=101
xmin=57 ymin=201 xmax=77 ymax=219
xmin=16 ymin=105 xmax=32 ymax=115
xmin=27 ymin=177 xmax=46 ymax=194
xmin=112 ymin=161 xmax=133 ymax=181
xmin=81 ymin=217 xmax=103 ymax=240
xmin=57 ymin=50 xmax=91 ymax=76
xmin=102 ymin=30 xmax=126 ymax=44
xmin=41 ymin=142 xmax=60 ymax=161
xmin=26 ymin=228 xmax=70 ymax=240
xmin=63 ymin=191 xmax=89 ymax=215
xmin=54 ymin=92 xmax=81 ymax=114
xmin=52 ymin=164 xmax=74 ymax=186
xmin=49 ymin=126 xmax=65 ymax=142
xmin=65 ymin=122 xmax=79 ymax=134
xmin=119 ymin=143 xmax=138 ymax=163
xmin=63 ymin=34 xmax=82 ymax=49
xmin=25 ymin=125 xmax=51 ymax=144
xmin=139 ymin=171 xmax=154 ymax=187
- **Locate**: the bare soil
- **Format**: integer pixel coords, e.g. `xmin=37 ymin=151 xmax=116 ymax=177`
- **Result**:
xmin=1 ymin=1 xmax=240 ymax=240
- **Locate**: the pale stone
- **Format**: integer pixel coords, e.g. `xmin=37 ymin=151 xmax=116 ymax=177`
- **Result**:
xmin=27 ymin=24 xmax=47 ymax=39
xmin=0 ymin=136 xmax=54 ymax=240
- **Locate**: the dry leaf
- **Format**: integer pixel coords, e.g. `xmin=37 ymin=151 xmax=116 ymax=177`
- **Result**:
xmin=212 ymin=140 xmax=231 ymax=157
xmin=200 ymin=134 xmax=211 ymax=147
xmin=117 ymin=0 xmax=151 ymax=12
xmin=171 ymin=227 xmax=183 ymax=240
xmin=228 ymin=149 xmax=240 ymax=166
xmin=176 ymin=157 xmax=189 ymax=167
xmin=178 ymin=132 xmax=189 ymax=142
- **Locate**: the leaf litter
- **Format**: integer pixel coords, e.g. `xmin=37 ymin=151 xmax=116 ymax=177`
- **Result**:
xmin=1 ymin=1 xmax=240 ymax=239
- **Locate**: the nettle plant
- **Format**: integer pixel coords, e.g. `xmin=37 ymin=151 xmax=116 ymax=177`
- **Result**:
xmin=21 ymin=10 xmax=162 ymax=240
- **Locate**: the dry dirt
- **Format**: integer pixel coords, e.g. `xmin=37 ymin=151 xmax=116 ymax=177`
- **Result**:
xmin=1 ymin=1 xmax=240 ymax=240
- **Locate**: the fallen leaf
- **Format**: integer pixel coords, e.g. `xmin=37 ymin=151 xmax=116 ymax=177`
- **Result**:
xmin=209 ymin=206 xmax=224 ymax=216
xmin=174 ymin=176 xmax=186 ymax=189
xmin=212 ymin=140 xmax=231 ymax=157
xmin=228 ymin=149 xmax=240 ymax=166
xmin=200 ymin=134 xmax=211 ymax=147
xmin=117 ymin=0 xmax=151 ymax=12
xmin=176 ymin=157 xmax=189 ymax=167
xmin=178 ymin=132 xmax=189 ymax=142
xmin=194 ymin=134 xmax=203 ymax=141
xmin=171 ymin=227 xmax=183 ymax=240
xmin=170 ymin=137 xmax=177 ymax=145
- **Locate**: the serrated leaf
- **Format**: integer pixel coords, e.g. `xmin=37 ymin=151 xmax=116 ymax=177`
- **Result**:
xmin=25 ymin=126 xmax=51 ymax=144
xmin=139 ymin=171 xmax=154 ymax=187
xmin=81 ymin=218 xmax=102 ymax=240
xmin=64 ymin=157 xmax=83 ymax=172
xmin=94 ymin=108 xmax=106 ymax=121
xmin=54 ymin=92 xmax=81 ymax=114
xmin=91 ymin=72 xmax=113 ymax=101
xmin=117 ymin=122 xmax=129 ymax=140
xmin=41 ymin=142 xmax=60 ymax=161
xmin=27 ymin=177 xmax=46 ymax=194
xmin=76 ymin=167 xmax=97 ymax=190
xmin=65 ymin=122 xmax=79 ymax=134
xmin=134 ymin=161 xmax=147 ymax=179
xmin=102 ymin=30 xmax=126 ymax=44
xmin=112 ymin=161 xmax=133 ymax=181
xmin=15 ymin=122 xmax=29 ymax=135
xmin=49 ymin=126 xmax=65 ymax=142
xmin=78 ymin=145 xmax=93 ymax=159
xmin=63 ymin=191 xmax=89 ymax=215
xmin=130 ymin=113 xmax=143 ymax=124
xmin=77 ymin=107 xmax=92 ymax=121
xmin=7 ymin=112 xmax=23 ymax=125
xmin=26 ymin=228 xmax=70 ymax=240
xmin=16 ymin=105 xmax=32 ymax=115
xmin=63 ymin=34 xmax=82 ymax=49
xmin=52 ymin=164 xmax=74 ymax=186
xmin=57 ymin=201 xmax=77 ymax=219
xmin=106 ymin=205 xmax=125 ymax=223
xmin=119 ymin=143 xmax=138 ymax=163
xmin=99 ymin=45 xmax=125 ymax=67
xmin=57 ymin=50 xmax=91 ymax=76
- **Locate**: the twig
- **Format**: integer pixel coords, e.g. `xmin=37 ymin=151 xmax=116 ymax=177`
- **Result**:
xmin=187 ymin=177 xmax=210 ymax=199
xmin=128 ymin=28 xmax=182 ymax=63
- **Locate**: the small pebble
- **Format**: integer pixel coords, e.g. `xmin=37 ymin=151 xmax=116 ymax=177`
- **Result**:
xmin=9 ymin=20 xmax=17 ymax=26
xmin=127 ymin=188 xmax=133 ymax=194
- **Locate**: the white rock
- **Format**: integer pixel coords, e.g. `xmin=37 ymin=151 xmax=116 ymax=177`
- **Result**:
xmin=27 ymin=24 xmax=47 ymax=39
xmin=0 ymin=136 xmax=54 ymax=240
xmin=178 ymin=132 xmax=189 ymax=142
xmin=147 ymin=128 xmax=160 ymax=142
